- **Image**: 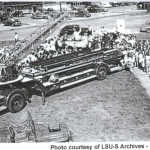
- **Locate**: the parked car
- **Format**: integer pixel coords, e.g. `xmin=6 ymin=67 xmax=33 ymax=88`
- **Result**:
xmin=31 ymin=12 xmax=49 ymax=19
xmin=59 ymin=24 xmax=88 ymax=36
xmin=47 ymin=8 xmax=55 ymax=12
xmin=100 ymin=5 xmax=108 ymax=12
xmin=140 ymin=20 xmax=150 ymax=33
xmin=0 ymin=14 xmax=8 ymax=23
xmin=102 ymin=3 xmax=112 ymax=8
xmin=87 ymin=5 xmax=108 ymax=13
xmin=110 ymin=2 xmax=121 ymax=7
xmin=3 ymin=18 xmax=22 ymax=26
xmin=10 ymin=10 xmax=24 ymax=17
xmin=45 ymin=8 xmax=59 ymax=17
xmin=75 ymin=10 xmax=91 ymax=17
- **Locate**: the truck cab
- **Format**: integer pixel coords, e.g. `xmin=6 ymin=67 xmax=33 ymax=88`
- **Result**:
xmin=0 ymin=64 xmax=29 ymax=113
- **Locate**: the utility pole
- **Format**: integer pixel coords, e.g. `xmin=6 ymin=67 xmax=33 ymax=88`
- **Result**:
xmin=60 ymin=2 xmax=62 ymax=13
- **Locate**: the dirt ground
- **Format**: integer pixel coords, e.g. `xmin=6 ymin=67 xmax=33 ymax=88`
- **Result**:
xmin=1 ymin=69 xmax=150 ymax=142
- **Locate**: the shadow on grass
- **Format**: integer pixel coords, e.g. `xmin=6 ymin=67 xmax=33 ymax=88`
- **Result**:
xmin=0 ymin=102 xmax=28 ymax=116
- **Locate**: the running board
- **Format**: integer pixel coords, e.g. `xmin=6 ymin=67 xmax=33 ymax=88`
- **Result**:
xmin=110 ymin=66 xmax=122 ymax=72
xmin=60 ymin=75 xmax=97 ymax=89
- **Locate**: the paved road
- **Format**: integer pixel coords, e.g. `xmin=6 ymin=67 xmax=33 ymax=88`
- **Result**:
xmin=0 ymin=5 xmax=150 ymax=42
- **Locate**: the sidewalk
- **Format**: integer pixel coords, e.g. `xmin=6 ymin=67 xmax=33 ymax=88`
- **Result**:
xmin=132 ymin=67 xmax=150 ymax=98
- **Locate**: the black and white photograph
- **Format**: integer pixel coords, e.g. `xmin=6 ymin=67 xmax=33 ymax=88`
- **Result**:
xmin=0 ymin=0 xmax=150 ymax=144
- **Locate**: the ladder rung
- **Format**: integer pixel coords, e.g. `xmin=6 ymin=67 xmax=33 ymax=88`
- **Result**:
xmin=59 ymin=69 xmax=95 ymax=81
xmin=60 ymin=75 xmax=96 ymax=89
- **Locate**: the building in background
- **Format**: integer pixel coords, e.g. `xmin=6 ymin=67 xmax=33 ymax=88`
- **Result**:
xmin=137 ymin=1 xmax=150 ymax=10
xmin=0 ymin=1 xmax=43 ymax=13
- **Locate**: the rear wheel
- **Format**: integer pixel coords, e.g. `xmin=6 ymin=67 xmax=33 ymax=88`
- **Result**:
xmin=7 ymin=93 xmax=25 ymax=113
xmin=96 ymin=66 xmax=107 ymax=80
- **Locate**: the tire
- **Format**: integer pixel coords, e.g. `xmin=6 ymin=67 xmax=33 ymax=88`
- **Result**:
xmin=7 ymin=93 xmax=25 ymax=113
xmin=96 ymin=66 xmax=107 ymax=80
xmin=146 ymin=28 xmax=150 ymax=33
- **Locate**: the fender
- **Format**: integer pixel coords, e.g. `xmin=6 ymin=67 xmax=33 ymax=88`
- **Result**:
xmin=94 ymin=62 xmax=111 ymax=74
xmin=27 ymin=79 xmax=45 ymax=92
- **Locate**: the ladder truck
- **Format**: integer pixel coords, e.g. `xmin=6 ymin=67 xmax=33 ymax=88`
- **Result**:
xmin=0 ymin=48 xmax=123 ymax=113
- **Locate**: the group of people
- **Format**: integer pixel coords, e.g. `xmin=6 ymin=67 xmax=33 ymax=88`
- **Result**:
xmin=113 ymin=34 xmax=150 ymax=73
xmin=0 ymin=45 xmax=15 ymax=62
xmin=18 ymin=27 xmax=150 ymax=74
xmin=19 ymin=26 xmax=93 ymax=66
xmin=1 ymin=26 xmax=150 ymax=73
xmin=19 ymin=25 xmax=111 ymax=66
xmin=0 ymin=32 xmax=21 ymax=63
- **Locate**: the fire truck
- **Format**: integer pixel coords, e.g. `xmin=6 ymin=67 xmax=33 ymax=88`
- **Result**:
xmin=0 ymin=48 xmax=123 ymax=113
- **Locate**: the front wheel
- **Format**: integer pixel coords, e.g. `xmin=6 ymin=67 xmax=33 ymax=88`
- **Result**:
xmin=96 ymin=66 xmax=107 ymax=80
xmin=7 ymin=93 xmax=25 ymax=113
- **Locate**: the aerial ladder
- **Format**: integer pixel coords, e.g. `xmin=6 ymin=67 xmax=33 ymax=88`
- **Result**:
xmin=4 ymin=13 xmax=68 ymax=64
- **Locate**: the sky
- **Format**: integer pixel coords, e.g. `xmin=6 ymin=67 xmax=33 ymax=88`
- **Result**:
xmin=0 ymin=0 xmax=149 ymax=4
xmin=0 ymin=0 xmax=148 ymax=2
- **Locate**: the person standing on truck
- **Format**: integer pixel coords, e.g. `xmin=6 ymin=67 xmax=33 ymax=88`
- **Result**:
xmin=87 ymin=25 xmax=93 ymax=36
xmin=87 ymin=25 xmax=93 ymax=48
xmin=73 ymin=27 xmax=81 ymax=41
